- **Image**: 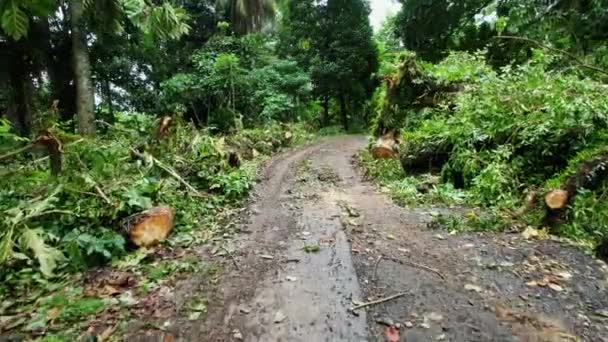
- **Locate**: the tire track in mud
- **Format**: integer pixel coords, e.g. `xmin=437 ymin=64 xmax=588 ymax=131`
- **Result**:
xmin=196 ymin=137 xmax=368 ymax=341
xmin=195 ymin=136 xmax=608 ymax=342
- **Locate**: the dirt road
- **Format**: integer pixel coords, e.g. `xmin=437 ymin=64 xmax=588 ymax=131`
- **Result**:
xmin=195 ymin=136 xmax=608 ymax=342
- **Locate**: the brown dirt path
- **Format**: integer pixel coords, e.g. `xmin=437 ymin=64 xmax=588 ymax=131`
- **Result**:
xmin=193 ymin=136 xmax=608 ymax=342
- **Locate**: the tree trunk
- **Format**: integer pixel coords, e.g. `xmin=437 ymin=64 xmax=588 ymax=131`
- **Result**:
xmin=70 ymin=0 xmax=95 ymax=135
xmin=321 ymin=95 xmax=329 ymax=127
xmin=8 ymin=42 xmax=34 ymax=136
xmin=339 ymin=94 xmax=348 ymax=131
xmin=103 ymin=78 xmax=114 ymax=124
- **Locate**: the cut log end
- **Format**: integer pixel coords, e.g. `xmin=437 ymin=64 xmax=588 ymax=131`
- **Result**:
xmin=122 ymin=206 xmax=174 ymax=247
xmin=371 ymin=131 xmax=399 ymax=159
xmin=545 ymin=190 xmax=569 ymax=210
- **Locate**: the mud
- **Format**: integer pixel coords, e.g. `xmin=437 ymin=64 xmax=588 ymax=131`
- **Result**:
xmin=192 ymin=136 xmax=608 ymax=342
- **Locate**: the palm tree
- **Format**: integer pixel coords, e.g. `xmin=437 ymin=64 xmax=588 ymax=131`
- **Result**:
xmin=217 ymin=0 xmax=276 ymax=34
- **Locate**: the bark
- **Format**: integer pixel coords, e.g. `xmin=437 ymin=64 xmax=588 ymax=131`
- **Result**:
xmin=339 ymin=94 xmax=348 ymax=131
xmin=37 ymin=130 xmax=63 ymax=176
xmin=70 ymin=0 xmax=96 ymax=135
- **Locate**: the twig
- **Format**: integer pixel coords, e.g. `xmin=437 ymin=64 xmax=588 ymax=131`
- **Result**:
xmin=373 ymin=255 xmax=383 ymax=282
xmin=493 ymin=36 xmax=608 ymax=77
xmin=350 ymin=292 xmax=407 ymax=312
xmin=0 ymin=144 xmax=34 ymax=162
xmin=94 ymin=185 xmax=113 ymax=205
xmin=221 ymin=246 xmax=240 ymax=270
xmin=402 ymin=260 xmax=446 ymax=280
xmin=130 ymin=148 xmax=207 ymax=198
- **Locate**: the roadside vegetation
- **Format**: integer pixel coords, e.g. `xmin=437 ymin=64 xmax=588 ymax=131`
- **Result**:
xmin=3 ymin=0 xmax=608 ymax=339
xmin=0 ymin=0 xmax=378 ymax=338
xmin=362 ymin=1 xmax=608 ymax=257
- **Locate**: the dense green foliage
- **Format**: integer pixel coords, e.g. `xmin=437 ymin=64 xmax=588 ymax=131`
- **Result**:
xmin=394 ymin=0 xmax=608 ymax=68
xmin=4 ymin=0 xmax=608 ymax=336
xmin=365 ymin=45 xmax=608 ymax=248
xmin=278 ymin=0 xmax=378 ymax=130
xmin=0 ymin=116 xmax=311 ymax=281
xmin=161 ymin=30 xmax=314 ymax=132
xmin=0 ymin=0 xmax=377 ymax=293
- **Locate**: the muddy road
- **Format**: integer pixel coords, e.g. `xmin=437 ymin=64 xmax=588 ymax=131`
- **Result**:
xmin=194 ymin=136 xmax=608 ymax=342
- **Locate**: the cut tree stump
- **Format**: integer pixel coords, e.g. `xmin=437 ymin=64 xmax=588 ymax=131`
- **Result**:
xmin=372 ymin=131 xmax=399 ymax=159
xmin=545 ymin=190 xmax=569 ymax=210
xmin=120 ymin=206 xmax=174 ymax=247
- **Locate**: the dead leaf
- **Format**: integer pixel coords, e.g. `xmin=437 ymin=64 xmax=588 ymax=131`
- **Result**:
xmin=465 ymin=284 xmax=483 ymax=293
xmin=97 ymin=325 xmax=116 ymax=341
xmin=46 ymin=308 xmax=61 ymax=324
xmin=385 ymin=326 xmax=400 ymax=342
xmin=548 ymin=283 xmax=564 ymax=292
xmin=537 ymin=279 xmax=548 ymax=287
xmin=526 ymin=280 xmax=538 ymax=287
xmin=594 ymin=309 xmax=608 ymax=318
xmin=273 ymin=310 xmax=286 ymax=323
xmin=426 ymin=312 xmax=443 ymax=322
xmin=522 ymin=226 xmax=548 ymax=240
xmin=104 ymin=285 xmax=121 ymax=296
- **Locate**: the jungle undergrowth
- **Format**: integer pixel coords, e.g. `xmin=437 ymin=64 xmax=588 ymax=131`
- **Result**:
xmin=363 ymin=48 xmax=608 ymax=254
xmin=0 ymin=115 xmax=317 ymax=340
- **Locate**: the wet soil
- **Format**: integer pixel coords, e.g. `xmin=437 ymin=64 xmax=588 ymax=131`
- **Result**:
xmin=192 ymin=136 xmax=608 ymax=342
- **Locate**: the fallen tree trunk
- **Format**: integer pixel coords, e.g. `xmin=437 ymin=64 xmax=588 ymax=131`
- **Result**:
xmin=120 ymin=206 xmax=174 ymax=247
xmin=371 ymin=131 xmax=399 ymax=159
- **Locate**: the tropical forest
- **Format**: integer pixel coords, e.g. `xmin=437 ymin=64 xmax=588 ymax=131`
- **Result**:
xmin=1 ymin=0 xmax=607 ymax=341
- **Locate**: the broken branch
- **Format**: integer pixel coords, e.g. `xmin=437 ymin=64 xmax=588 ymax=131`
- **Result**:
xmin=494 ymin=36 xmax=608 ymax=77
xmin=401 ymin=259 xmax=446 ymax=280
xmin=95 ymin=185 xmax=113 ymax=206
xmin=373 ymin=255 xmax=383 ymax=282
xmin=130 ymin=148 xmax=207 ymax=198
xmin=350 ymin=292 xmax=407 ymax=312
xmin=0 ymin=144 xmax=35 ymax=162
